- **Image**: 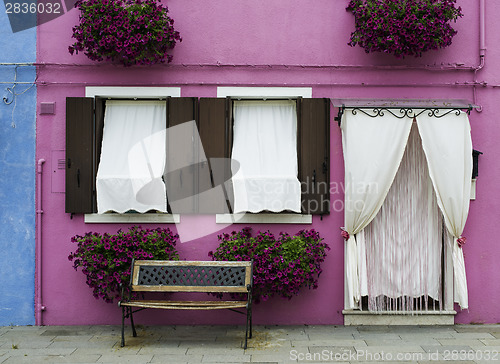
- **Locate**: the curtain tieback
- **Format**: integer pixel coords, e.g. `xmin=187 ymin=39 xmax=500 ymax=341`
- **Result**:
xmin=457 ymin=236 xmax=467 ymax=248
xmin=340 ymin=227 xmax=350 ymax=240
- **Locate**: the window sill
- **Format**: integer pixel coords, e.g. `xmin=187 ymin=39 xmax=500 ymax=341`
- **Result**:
xmin=343 ymin=309 xmax=456 ymax=325
xmin=84 ymin=213 xmax=180 ymax=224
xmin=215 ymin=213 xmax=312 ymax=224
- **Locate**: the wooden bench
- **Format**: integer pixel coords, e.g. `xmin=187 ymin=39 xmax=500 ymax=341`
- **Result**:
xmin=118 ymin=259 xmax=253 ymax=348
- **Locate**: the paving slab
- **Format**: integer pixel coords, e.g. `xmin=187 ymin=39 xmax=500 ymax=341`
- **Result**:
xmin=480 ymin=339 xmax=500 ymax=346
xmin=352 ymin=332 xmax=403 ymax=340
xmin=291 ymin=339 xmax=367 ymax=348
xmin=96 ymin=353 xmax=154 ymax=363
xmin=399 ymin=332 xmax=456 ymax=339
xmin=150 ymin=354 xmax=204 ymax=363
xmin=201 ymin=354 xmax=251 ymax=362
xmin=452 ymin=332 xmax=497 ymax=339
xmin=436 ymin=338 xmax=487 ymax=348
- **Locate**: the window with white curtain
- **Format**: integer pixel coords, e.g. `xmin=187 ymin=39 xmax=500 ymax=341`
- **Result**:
xmin=231 ymin=100 xmax=301 ymax=213
xmin=96 ymin=100 xmax=167 ymax=213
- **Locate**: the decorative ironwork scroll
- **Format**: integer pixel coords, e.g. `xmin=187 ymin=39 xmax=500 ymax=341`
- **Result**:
xmin=335 ymin=104 xmax=473 ymax=126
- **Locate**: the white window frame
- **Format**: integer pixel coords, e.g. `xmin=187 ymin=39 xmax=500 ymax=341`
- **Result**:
xmin=216 ymin=87 xmax=313 ymax=224
xmin=84 ymin=87 xmax=181 ymax=224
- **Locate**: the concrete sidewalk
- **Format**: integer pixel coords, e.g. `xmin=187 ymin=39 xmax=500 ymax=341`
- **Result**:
xmin=0 ymin=324 xmax=499 ymax=363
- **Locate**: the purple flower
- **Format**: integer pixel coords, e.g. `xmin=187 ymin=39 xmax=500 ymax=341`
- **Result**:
xmin=347 ymin=0 xmax=463 ymax=58
xmin=68 ymin=0 xmax=181 ymax=66
xmin=69 ymin=226 xmax=180 ymax=303
xmin=209 ymin=227 xmax=329 ymax=303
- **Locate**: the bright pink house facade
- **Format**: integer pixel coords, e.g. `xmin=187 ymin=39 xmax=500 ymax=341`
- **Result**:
xmin=35 ymin=0 xmax=500 ymax=326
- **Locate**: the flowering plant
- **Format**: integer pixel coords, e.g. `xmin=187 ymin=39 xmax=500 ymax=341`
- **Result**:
xmin=68 ymin=226 xmax=179 ymax=302
xmin=209 ymin=228 xmax=329 ymax=303
xmin=68 ymin=0 xmax=181 ymax=66
xmin=346 ymin=0 xmax=463 ymax=58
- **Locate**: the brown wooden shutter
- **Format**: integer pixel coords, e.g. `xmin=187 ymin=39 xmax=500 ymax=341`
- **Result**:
xmin=65 ymin=97 xmax=94 ymax=213
xmin=198 ymin=98 xmax=234 ymax=213
xmin=165 ymin=97 xmax=198 ymax=213
xmin=93 ymin=97 xmax=106 ymax=212
xmin=298 ymin=98 xmax=330 ymax=215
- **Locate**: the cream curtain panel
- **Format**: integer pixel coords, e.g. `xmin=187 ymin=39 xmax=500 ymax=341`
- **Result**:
xmin=341 ymin=111 xmax=412 ymax=309
xmin=342 ymin=109 xmax=472 ymax=310
xmin=417 ymin=111 xmax=472 ymax=309
xmin=231 ymin=100 xmax=301 ymax=213
xmin=96 ymin=100 xmax=167 ymax=213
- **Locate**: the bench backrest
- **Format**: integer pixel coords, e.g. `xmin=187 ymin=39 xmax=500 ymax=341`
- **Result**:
xmin=130 ymin=260 xmax=253 ymax=293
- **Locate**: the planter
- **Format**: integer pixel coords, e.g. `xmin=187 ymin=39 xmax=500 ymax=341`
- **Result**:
xmin=209 ymin=228 xmax=330 ymax=303
xmin=346 ymin=0 xmax=463 ymax=58
xmin=69 ymin=0 xmax=181 ymax=66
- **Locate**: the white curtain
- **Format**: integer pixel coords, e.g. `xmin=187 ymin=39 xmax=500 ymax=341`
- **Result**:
xmin=363 ymin=124 xmax=443 ymax=311
xmin=417 ymin=111 xmax=472 ymax=309
xmin=96 ymin=100 xmax=167 ymax=213
xmin=231 ymin=100 xmax=301 ymax=213
xmin=341 ymin=111 xmax=412 ymax=309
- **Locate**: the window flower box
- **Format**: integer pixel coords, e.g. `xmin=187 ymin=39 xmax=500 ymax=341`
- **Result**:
xmin=209 ymin=228 xmax=330 ymax=303
xmin=69 ymin=0 xmax=181 ymax=66
xmin=346 ymin=0 xmax=463 ymax=58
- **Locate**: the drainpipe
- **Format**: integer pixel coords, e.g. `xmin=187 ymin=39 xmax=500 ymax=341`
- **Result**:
xmin=36 ymin=159 xmax=46 ymax=325
xmin=473 ymin=0 xmax=486 ymax=111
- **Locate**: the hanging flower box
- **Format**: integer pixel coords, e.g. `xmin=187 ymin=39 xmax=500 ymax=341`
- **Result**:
xmin=69 ymin=0 xmax=181 ymax=66
xmin=346 ymin=0 xmax=463 ymax=58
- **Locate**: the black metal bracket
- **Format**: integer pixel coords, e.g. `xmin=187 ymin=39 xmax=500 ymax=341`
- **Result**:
xmin=335 ymin=104 xmax=473 ymax=126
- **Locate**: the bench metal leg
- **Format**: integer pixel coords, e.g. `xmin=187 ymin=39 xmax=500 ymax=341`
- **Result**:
xmin=129 ymin=307 xmax=137 ymax=337
xmin=249 ymin=308 xmax=253 ymax=339
xmin=244 ymin=306 xmax=252 ymax=349
xmin=120 ymin=306 xmax=126 ymax=347
xmin=244 ymin=320 xmax=248 ymax=349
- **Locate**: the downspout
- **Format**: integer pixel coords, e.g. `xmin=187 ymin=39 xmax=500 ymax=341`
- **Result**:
xmin=473 ymin=0 xmax=486 ymax=112
xmin=36 ymin=159 xmax=46 ymax=325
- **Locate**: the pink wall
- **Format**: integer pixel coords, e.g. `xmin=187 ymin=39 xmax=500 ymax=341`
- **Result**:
xmin=36 ymin=0 xmax=500 ymax=325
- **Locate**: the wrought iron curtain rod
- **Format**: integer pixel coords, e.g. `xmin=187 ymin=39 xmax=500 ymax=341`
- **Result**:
xmin=334 ymin=105 xmax=473 ymax=126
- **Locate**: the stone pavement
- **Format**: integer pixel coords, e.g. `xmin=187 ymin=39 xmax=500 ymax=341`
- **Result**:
xmin=0 ymin=324 xmax=499 ymax=363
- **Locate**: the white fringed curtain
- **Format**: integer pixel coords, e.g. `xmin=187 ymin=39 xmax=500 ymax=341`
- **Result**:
xmin=341 ymin=111 xmax=412 ymax=309
xmin=417 ymin=111 xmax=472 ymax=309
xmin=342 ymin=109 xmax=472 ymax=310
xmin=231 ymin=100 xmax=301 ymax=213
xmin=96 ymin=101 xmax=167 ymax=213
xmin=362 ymin=124 xmax=443 ymax=312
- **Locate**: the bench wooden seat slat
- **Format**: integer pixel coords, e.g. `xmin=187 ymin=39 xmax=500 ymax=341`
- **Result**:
xmin=120 ymin=300 xmax=248 ymax=310
xmin=118 ymin=259 xmax=253 ymax=349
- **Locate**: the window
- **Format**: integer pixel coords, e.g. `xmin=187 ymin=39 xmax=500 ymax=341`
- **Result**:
xmin=231 ymin=100 xmax=301 ymax=213
xmin=96 ymin=100 xmax=167 ymax=213
xmin=65 ymin=88 xmax=330 ymax=218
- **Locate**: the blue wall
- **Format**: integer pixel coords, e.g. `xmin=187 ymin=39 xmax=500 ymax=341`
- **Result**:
xmin=0 ymin=1 xmax=36 ymax=325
